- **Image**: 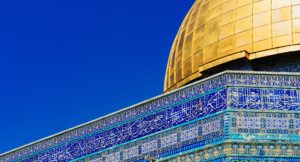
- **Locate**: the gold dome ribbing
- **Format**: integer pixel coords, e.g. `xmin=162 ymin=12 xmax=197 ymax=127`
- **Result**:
xmin=164 ymin=0 xmax=300 ymax=92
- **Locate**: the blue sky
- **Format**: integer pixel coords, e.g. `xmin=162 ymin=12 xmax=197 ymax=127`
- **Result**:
xmin=0 ymin=0 xmax=194 ymax=153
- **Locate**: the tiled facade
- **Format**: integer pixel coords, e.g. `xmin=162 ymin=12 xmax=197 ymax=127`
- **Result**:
xmin=165 ymin=143 xmax=300 ymax=162
xmin=1 ymin=71 xmax=300 ymax=162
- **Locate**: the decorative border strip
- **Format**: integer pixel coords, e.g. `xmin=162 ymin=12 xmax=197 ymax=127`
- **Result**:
xmin=163 ymin=142 xmax=300 ymax=162
xmin=15 ymin=88 xmax=227 ymax=162
xmin=230 ymin=111 xmax=300 ymax=141
xmin=1 ymin=71 xmax=300 ymax=162
xmin=228 ymin=87 xmax=300 ymax=111
xmin=1 ymin=70 xmax=228 ymax=162
xmin=75 ymin=114 xmax=226 ymax=162
xmin=75 ymin=110 xmax=300 ymax=161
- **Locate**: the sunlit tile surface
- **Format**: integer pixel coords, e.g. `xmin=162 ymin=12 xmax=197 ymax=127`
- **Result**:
xmin=165 ymin=0 xmax=300 ymax=92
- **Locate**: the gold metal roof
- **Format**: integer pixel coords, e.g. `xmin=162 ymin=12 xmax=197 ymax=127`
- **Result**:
xmin=164 ymin=0 xmax=300 ymax=92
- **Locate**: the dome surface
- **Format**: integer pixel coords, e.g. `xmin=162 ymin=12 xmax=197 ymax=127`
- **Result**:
xmin=164 ymin=0 xmax=300 ymax=92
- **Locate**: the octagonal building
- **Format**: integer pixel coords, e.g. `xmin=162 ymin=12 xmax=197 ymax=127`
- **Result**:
xmin=1 ymin=0 xmax=300 ymax=162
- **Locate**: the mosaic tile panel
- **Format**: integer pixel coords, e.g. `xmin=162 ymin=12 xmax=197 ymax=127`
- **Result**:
xmin=164 ymin=143 xmax=300 ymax=162
xmin=231 ymin=112 xmax=300 ymax=141
xmin=228 ymin=87 xmax=300 ymax=110
xmin=12 ymin=89 xmax=226 ymax=162
xmin=1 ymin=72 xmax=229 ymax=162
xmin=2 ymin=71 xmax=300 ymax=162
xmin=79 ymin=114 xmax=225 ymax=162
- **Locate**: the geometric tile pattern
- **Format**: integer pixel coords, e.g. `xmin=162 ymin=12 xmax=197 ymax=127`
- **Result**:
xmin=1 ymin=71 xmax=229 ymax=162
xmin=165 ymin=143 xmax=300 ymax=162
xmin=13 ymin=89 xmax=226 ymax=162
xmin=2 ymin=71 xmax=300 ymax=162
xmin=231 ymin=112 xmax=300 ymax=140
xmin=78 ymin=114 xmax=225 ymax=162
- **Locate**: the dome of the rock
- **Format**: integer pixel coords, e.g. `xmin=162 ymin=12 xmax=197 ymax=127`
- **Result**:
xmin=164 ymin=0 xmax=300 ymax=92
xmin=3 ymin=1 xmax=300 ymax=162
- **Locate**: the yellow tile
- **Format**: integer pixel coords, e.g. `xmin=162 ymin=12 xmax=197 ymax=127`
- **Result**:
xmin=253 ymin=11 xmax=271 ymax=27
xmin=175 ymin=53 xmax=182 ymax=64
xmin=176 ymin=68 xmax=182 ymax=81
xmin=193 ymin=38 xmax=205 ymax=53
xmin=272 ymin=7 xmax=291 ymax=23
xmin=293 ymin=5 xmax=300 ymax=18
xmin=237 ymin=0 xmax=252 ymax=7
xmin=293 ymin=18 xmax=300 ymax=33
xmin=183 ymin=51 xmax=192 ymax=62
xmin=190 ymin=10 xmax=199 ymax=22
xmin=207 ymin=6 xmax=221 ymax=21
xmin=169 ymin=74 xmax=174 ymax=85
xmin=204 ymin=43 xmax=218 ymax=60
xmin=273 ymin=35 xmax=292 ymax=47
xmin=235 ymin=30 xmax=252 ymax=47
xmin=219 ymin=23 xmax=235 ymax=40
xmin=196 ymin=15 xmax=207 ymax=27
xmin=183 ymin=58 xmax=192 ymax=77
xmin=221 ymin=0 xmax=236 ymax=14
xmin=181 ymin=16 xmax=189 ymax=29
xmin=204 ymin=31 xmax=218 ymax=46
xmin=201 ymin=0 xmax=210 ymax=7
xmin=253 ymin=25 xmax=271 ymax=42
xmin=253 ymin=39 xmax=272 ymax=51
xmin=183 ymin=48 xmax=192 ymax=61
xmin=193 ymin=50 xmax=203 ymax=71
xmin=194 ymin=26 xmax=205 ymax=40
xmin=177 ymin=32 xmax=185 ymax=52
xmin=208 ymin=0 xmax=222 ymax=10
xmin=254 ymin=0 xmax=271 ymax=14
xmin=175 ymin=74 xmax=181 ymax=83
xmin=175 ymin=56 xmax=182 ymax=64
xmin=204 ymin=18 xmax=219 ymax=34
xmin=220 ymin=10 xmax=235 ymax=26
xmin=294 ymin=33 xmax=300 ymax=43
xmin=219 ymin=36 xmax=234 ymax=54
xmin=272 ymin=20 xmax=292 ymax=37
xmin=235 ymin=16 xmax=253 ymax=33
xmin=187 ymin=22 xmax=195 ymax=34
xmin=194 ymin=1 xmax=201 ymax=10
xmin=236 ymin=43 xmax=253 ymax=53
xmin=236 ymin=3 xmax=252 ymax=20
xmin=184 ymin=34 xmax=193 ymax=49
xmin=221 ymin=49 xmax=236 ymax=58
xmin=272 ymin=0 xmax=291 ymax=9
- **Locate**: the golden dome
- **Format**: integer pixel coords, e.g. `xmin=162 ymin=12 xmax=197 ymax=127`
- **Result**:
xmin=164 ymin=0 xmax=300 ymax=92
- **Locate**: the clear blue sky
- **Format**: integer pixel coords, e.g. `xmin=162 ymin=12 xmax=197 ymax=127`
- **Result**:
xmin=0 ymin=0 xmax=194 ymax=153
